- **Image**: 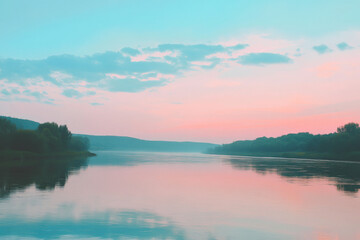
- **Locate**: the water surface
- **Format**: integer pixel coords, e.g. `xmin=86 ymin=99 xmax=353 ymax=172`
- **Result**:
xmin=1 ymin=151 xmax=360 ymax=239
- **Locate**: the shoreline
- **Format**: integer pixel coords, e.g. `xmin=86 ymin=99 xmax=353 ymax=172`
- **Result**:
xmin=0 ymin=150 xmax=96 ymax=162
xmin=205 ymin=151 xmax=360 ymax=162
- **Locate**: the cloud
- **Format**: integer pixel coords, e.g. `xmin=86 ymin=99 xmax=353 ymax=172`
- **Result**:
xmin=155 ymin=43 xmax=248 ymax=70
xmin=337 ymin=42 xmax=354 ymax=51
xmin=0 ymin=41 xmax=300 ymax=104
xmin=228 ymin=44 xmax=249 ymax=50
xmin=106 ymin=78 xmax=166 ymax=93
xmin=0 ymin=88 xmax=21 ymax=96
xmin=62 ymin=89 xmax=96 ymax=98
xmin=11 ymin=88 xmax=20 ymax=94
xmin=313 ymin=44 xmax=332 ymax=54
xmin=23 ymin=90 xmax=55 ymax=104
xmin=0 ymin=82 xmax=54 ymax=104
xmin=90 ymin=102 xmax=103 ymax=106
xmin=1 ymin=89 xmax=10 ymax=96
xmin=0 ymin=52 xmax=177 ymax=93
xmin=157 ymin=44 xmax=226 ymax=61
xmin=238 ymin=53 xmax=292 ymax=65
xmin=0 ymin=52 xmax=176 ymax=83
xmin=0 ymin=43 xmax=250 ymax=95
xmin=62 ymin=89 xmax=83 ymax=98
xmin=86 ymin=91 xmax=96 ymax=96
xmin=121 ymin=47 xmax=141 ymax=56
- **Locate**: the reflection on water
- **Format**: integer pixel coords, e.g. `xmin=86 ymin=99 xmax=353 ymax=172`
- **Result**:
xmin=0 ymin=158 xmax=88 ymax=199
xmin=224 ymin=156 xmax=360 ymax=194
xmin=88 ymin=151 xmax=221 ymax=166
xmin=0 ymin=152 xmax=359 ymax=240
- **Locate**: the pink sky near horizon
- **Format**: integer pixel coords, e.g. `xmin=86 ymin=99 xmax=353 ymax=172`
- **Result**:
xmin=1 ymin=33 xmax=360 ymax=143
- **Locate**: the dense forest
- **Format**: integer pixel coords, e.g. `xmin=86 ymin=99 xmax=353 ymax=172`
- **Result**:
xmin=0 ymin=117 xmax=91 ymax=157
xmin=207 ymin=123 xmax=360 ymax=161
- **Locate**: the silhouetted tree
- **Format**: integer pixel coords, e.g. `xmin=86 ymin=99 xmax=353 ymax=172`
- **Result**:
xmin=208 ymin=122 xmax=360 ymax=158
xmin=0 ymin=118 xmax=17 ymax=149
xmin=337 ymin=123 xmax=360 ymax=134
xmin=59 ymin=125 xmax=72 ymax=149
xmin=37 ymin=122 xmax=72 ymax=151
xmin=0 ymin=119 xmax=91 ymax=158
xmin=332 ymin=123 xmax=360 ymax=153
xmin=69 ymin=136 xmax=90 ymax=151
xmin=11 ymin=130 xmax=45 ymax=153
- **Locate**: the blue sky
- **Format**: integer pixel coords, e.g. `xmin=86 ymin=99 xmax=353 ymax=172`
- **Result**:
xmin=1 ymin=0 xmax=360 ymax=142
xmin=1 ymin=0 xmax=360 ymax=59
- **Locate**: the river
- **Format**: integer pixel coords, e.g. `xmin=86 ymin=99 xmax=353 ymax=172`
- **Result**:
xmin=0 ymin=151 xmax=359 ymax=239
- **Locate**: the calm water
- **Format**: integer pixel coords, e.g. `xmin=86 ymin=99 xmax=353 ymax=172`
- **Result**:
xmin=1 ymin=151 xmax=360 ymax=240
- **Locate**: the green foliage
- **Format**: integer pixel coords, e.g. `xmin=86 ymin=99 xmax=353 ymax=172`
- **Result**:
xmin=59 ymin=125 xmax=72 ymax=149
xmin=69 ymin=136 xmax=90 ymax=151
xmin=0 ymin=118 xmax=17 ymax=149
xmin=11 ymin=130 xmax=45 ymax=153
xmin=209 ymin=122 xmax=360 ymax=158
xmin=332 ymin=123 xmax=360 ymax=153
xmin=37 ymin=122 xmax=72 ymax=151
xmin=337 ymin=122 xmax=360 ymax=134
xmin=0 ymin=118 xmax=90 ymax=155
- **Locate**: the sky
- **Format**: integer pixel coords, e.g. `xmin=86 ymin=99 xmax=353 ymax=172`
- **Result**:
xmin=1 ymin=0 xmax=360 ymax=143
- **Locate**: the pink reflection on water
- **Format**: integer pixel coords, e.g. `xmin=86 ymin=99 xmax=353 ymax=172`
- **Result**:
xmin=51 ymin=162 xmax=360 ymax=239
xmin=2 ymin=159 xmax=359 ymax=240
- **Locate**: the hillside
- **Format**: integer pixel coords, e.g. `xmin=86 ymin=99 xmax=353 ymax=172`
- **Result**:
xmin=1 ymin=116 xmax=39 ymax=130
xmin=77 ymin=134 xmax=218 ymax=152
xmin=2 ymin=116 xmax=217 ymax=152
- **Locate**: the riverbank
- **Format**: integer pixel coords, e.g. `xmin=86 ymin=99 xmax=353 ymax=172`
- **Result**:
xmin=206 ymin=151 xmax=360 ymax=162
xmin=0 ymin=150 xmax=96 ymax=162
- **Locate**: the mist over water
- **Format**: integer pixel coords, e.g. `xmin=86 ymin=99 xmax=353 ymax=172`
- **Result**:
xmin=1 ymin=152 xmax=359 ymax=239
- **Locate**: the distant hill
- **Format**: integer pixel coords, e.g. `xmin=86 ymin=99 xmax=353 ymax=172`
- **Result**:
xmin=76 ymin=134 xmax=218 ymax=152
xmin=1 ymin=116 xmax=39 ymax=130
xmin=2 ymin=116 xmax=218 ymax=152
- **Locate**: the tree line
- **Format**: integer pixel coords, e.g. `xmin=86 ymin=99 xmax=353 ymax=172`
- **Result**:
xmin=207 ymin=123 xmax=360 ymax=156
xmin=0 ymin=117 xmax=90 ymax=153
